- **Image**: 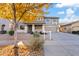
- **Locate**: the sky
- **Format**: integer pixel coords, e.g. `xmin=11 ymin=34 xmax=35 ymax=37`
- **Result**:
xmin=44 ymin=3 xmax=79 ymax=23
xmin=0 ymin=0 xmax=79 ymax=24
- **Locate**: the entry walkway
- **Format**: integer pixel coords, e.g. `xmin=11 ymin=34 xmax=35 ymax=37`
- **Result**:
xmin=44 ymin=32 xmax=79 ymax=56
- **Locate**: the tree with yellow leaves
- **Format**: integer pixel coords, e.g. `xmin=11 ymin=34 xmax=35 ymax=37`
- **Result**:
xmin=0 ymin=3 xmax=49 ymax=30
xmin=0 ymin=3 xmax=49 ymax=56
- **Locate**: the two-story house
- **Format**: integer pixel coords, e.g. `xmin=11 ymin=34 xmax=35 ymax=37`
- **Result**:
xmin=18 ymin=16 xmax=59 ymax=33
xmin=0 ymin=16 xmax=59 ymax=33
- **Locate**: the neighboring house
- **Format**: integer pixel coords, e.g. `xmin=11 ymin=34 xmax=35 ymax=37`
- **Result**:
xmin=0 ymin=16 xmax=59 ymax=33
xmin=59 ymin=21 xmax=79 ymax=33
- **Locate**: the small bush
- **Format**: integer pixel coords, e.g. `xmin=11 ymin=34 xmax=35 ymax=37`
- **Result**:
xmin=39 ymin=31 xmax=44 ymax=35
xmin=8 ymin=30 xmax=14 ymax=36
xmin=28 ymin=32 xmax=44 ymax=51
xmin=39 ymin=31 xmax=47 ymax=35
xmin=33 ymin=31 xmax=40 ymax=37
xmin=0 ymin=30 xmax=7 ymax=34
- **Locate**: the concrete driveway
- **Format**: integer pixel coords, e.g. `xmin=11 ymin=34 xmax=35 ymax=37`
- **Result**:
xmin=44 ymin=32 xmax=79 ymax=56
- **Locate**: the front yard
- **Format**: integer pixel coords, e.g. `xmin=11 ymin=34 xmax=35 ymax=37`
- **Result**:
xmin=1 ymin=32 xmax=79 ymax=56
xmin=0 ymin=32 xmax=44 ymax=56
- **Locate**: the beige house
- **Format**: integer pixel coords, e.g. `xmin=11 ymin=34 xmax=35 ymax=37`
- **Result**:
xmin=59 ymin=21 xmax=79 ymax=33
xmin=18 ymin=16 xmax=59 ymax=33
xmin=0 ymin=17 xmax=59 ymax=33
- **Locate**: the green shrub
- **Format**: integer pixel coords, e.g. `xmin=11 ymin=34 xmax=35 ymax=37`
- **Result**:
xmin=8 ymin=30 xmax=14 ymax=36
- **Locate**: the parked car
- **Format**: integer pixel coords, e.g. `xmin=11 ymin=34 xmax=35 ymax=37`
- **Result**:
xmin=72 ymin=31 xmax=79 ymax=34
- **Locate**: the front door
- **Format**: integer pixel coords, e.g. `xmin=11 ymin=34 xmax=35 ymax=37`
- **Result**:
xmin=27 ymin=25 xmax=32 ymax=33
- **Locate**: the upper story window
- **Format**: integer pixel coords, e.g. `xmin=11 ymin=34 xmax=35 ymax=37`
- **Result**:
xmin=52 ymin=19 xmax=58 ymax=25
xmin=36 ymin=18 xmax=43 ymax=21
xmin=53 ymin=19 xmax=57 ymax=22
xmin=45 ymin=19 xmax=50 ymax=24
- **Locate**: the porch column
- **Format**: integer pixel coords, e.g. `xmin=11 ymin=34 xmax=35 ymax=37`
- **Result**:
xmin=32 ymin=24 xmax=35 ymax=32
xmin=9 ymin=23 xmax=14 ymax=30
xmin=42 ymin=24 xmax=45 ymax=33
xmin=24 ymin=24 xmax=28 ymax=33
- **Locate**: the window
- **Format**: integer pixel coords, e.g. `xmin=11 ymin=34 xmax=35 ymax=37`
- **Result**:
xmin=35 ymin=25 xmax=42 ymax=29
xmin=52 ymin=19 xmax=58 ymax=25
xmin=20 ymin=25 xmax=25 ymax=30
xmin=45 ymin=19 xmax=50 ymax=24
xmin=53 ymin=19 xmax=57 ymax=22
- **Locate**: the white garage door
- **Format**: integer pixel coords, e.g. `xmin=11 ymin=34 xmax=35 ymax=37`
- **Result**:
xmin=45 ymin=26 xmax=57 ymax=32
xmin=72 ymin=26 xmax=79 ymax=31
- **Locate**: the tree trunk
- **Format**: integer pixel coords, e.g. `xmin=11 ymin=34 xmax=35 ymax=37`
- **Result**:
xmin=10 ymin=22 xmax=19 ymax=56
xmin=13 ymin=22 xmax=19 ymax=56
xmin=11 ymin=3 xmax=19 ymax=56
